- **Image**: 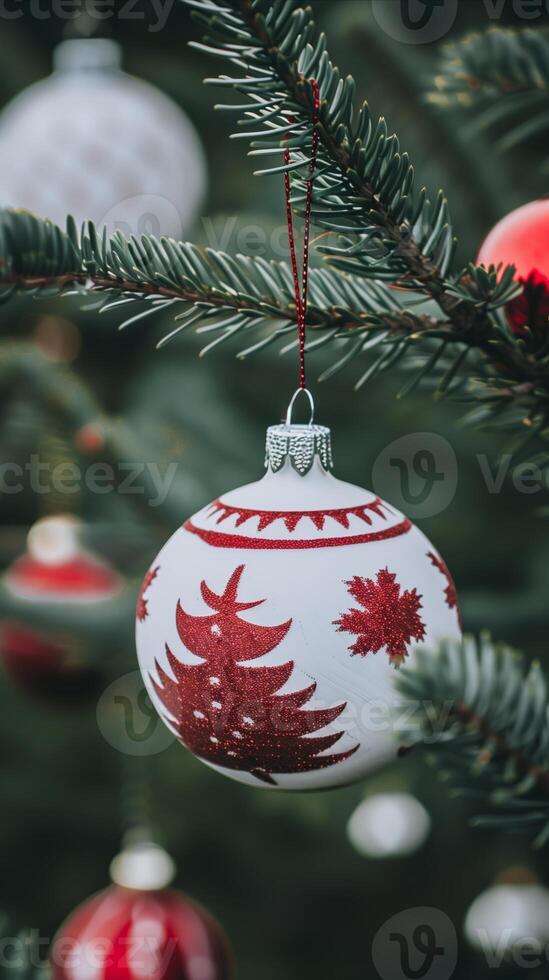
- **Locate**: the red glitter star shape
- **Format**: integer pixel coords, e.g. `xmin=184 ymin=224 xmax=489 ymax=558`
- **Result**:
xmin=136 ymin=566 xmax=159 ymax=622
xmin=334 ymin=568 xmax=426 ymax=667
xmin=427 ymin=551 xmax=460 ymax=626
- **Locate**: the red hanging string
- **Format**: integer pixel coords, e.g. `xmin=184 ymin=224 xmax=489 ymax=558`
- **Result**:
xmin=284 ymin=79 xmax=320 ymax=392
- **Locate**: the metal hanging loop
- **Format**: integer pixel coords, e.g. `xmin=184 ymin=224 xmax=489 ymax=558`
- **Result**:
xmin=285 ymin=387 xmax=315 ymax=427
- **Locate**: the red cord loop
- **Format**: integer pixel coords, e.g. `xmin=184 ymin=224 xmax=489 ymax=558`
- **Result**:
xmin=284 ymin=79 xmax=320 ymax=392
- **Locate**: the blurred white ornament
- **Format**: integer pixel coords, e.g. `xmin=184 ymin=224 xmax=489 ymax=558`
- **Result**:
xmin=0 ymin=38 xmax=206 ymax=239
xmin=27 ymin=514 xmax=80 ymax=566
xmin=347 ymin=792 xmax=431 ymax=858
xmin=465 ymin=874 xmax=549 ymax=954
xmin=110 ymin=840 xmax=176 ymax=892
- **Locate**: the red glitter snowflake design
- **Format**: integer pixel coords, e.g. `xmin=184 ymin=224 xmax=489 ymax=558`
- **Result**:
xmin=428 ymin=551 xmax=461 ymax=627
xmin=153 ymin=565 xmax=357 ymax=785
xmin=334 ymin=568 xmax=426 ymax=667
xmin=136 ymin=566 xmax=159 ymax=622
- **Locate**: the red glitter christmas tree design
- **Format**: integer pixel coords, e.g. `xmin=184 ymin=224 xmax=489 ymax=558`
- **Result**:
xmin=152 ymin=565 xmax=357 ymax=785
xmin=428 ymin=551 xmax=461 ymax=626
xmin=334 ymin=568 xmax=426 ymax=667
xmin=136 ymin=566 xmax=159 ymax=622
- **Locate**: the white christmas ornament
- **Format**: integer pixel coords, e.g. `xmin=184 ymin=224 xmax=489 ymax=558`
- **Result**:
xmin=136 ymin=420 xmax=461 ymax=791
xmin=109 ymin=840 xmax=176 ymax=892
xmin=347 ymin=792 xmax=431 ymax=858
xmin=0 ymin=39 xmax=206 ymax=239
xmin=465 ymin=880 xmax=549 ymax=953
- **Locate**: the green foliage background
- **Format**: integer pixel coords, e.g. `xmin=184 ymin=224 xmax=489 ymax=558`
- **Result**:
xmin=1 ymin=3 xmax=549 ymax=978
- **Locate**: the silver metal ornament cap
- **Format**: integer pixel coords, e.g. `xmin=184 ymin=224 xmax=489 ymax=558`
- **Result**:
xmin=266 ymin=388 xmax=333 ymax=476
xmin=265 ymin=424 xmax=333 ymax=475
xmin=54 ymin=39 xmax=122 ymax=73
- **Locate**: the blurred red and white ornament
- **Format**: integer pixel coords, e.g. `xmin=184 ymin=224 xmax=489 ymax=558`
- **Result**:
xmin=136 ymin=410 xmax=461 ymax=791
xmin=0 ymin=515 xmax=121 ymax=701
xmin=50 ymin=840 xmax=232 ymax=980
xmin=477 ymin=200 xmax=549 ymax=339
xmin=0 ymin=38 xmax=206 ymax=239
xmin=347 ymin=792 xmax=431 ymax=858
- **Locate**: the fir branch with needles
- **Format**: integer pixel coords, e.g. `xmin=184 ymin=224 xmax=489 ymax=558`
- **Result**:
xmin=2 ymin=3 xmax=549 ymax=457
xmin=188 ymin=0 xmax=461 ymax=311
xmin=0 ymin=208 xmax=547 ymax=449
xmin=429 ymin=26 xmax=549 ymax=166
xmin=430 ymin=26 xmax=549 ymax=103
xmin=398 ymin=637 xmax=549 ymax=848
xmin=0 ymin=209 xmax=444 ymax=358
xmin=178 ymin=0 xmax=549 ymax=442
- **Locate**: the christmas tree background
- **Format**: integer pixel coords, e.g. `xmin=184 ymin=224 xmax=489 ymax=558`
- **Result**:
xmin=1 ymin=2 xmax=549 ymax=978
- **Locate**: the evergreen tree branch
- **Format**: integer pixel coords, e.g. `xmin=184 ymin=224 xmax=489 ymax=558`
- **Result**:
xmin=0 ymin=208 xmax=447 ymax=355
xmin=429 ymin=27 xmax=549 ymax=166
xmin=343 ymin=6 xmax=509 ymax=232
xmin=1 ymin=210 xmax=533 ymax=400
xmin=183 ymin=0 xmax=549 ymax=439
xmin=186 ymin=0 xmax=464 ymax=321
xmin=2 ymin=12 xmax=549 ymax=453
xmin=0 ymin=206 xmax=548 ymax=457
xmin=431 ymin=26 xmax=549 ymax=102
xmin=397 ymin=636 xmax=549 ymax=847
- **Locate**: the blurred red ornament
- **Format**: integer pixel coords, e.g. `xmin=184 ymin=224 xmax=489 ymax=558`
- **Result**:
xmin=50 ymin=841 xmax=232 ymax=980
xmin=74 ymin=422 xmax=105 ymax=456
xmin=477 ymin=200 xmax=549 ymax=279
xmin=0 ymin=516 xmax=122 ymax=702
xmin=0 ymin=625 xmax=99 ymax=702
xmin=477 ymin=200 xmax=549 ymax=340
xmin=505 ymin=270 xmax=549 ymax=340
